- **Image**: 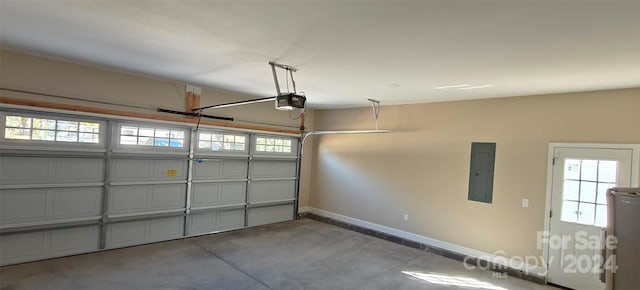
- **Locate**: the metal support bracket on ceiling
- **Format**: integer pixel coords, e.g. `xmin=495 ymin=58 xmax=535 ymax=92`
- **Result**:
xmin=190 ymin=61 xmax=300 ymax=113
xmin=368 ymin=98 xmax=380 ymax=130
xmin=300 ymin=98 xmax=390 ymax=147
xmin=269 ymin=61 xmax=298 ymax=96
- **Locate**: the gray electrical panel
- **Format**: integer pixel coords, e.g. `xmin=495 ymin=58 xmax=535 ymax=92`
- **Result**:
xmin=468 ymin=142 xmax=496 ymax=203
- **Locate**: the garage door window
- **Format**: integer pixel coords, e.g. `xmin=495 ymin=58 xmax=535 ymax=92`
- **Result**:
xmin=4 ymin=115 xmax=100 ymax=143
xmin=197 ymin=131 xmax=246 ymax=152
xmin=119 ymin=125 xmax=185 ymax=148
xmin=255 ymin=137 xmax=293 ymax=153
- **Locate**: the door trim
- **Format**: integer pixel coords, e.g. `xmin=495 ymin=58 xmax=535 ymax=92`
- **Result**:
xmin=543 ymin=143 xmax=640 ymax=282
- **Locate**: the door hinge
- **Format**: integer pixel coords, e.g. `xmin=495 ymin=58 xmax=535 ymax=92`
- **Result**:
xmin=552 ymin=156 xmax=558 ymax=166
xmin=549 ymin=210 xmax=553 ymax=218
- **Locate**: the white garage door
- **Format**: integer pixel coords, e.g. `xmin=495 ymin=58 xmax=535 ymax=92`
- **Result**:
xmin=0 ymin=109 xmax=300 ymax=265
xmin=248 ymin=135 xmax=299 ymax=226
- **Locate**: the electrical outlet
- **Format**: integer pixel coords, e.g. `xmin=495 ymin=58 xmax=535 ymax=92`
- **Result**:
xmin=403 ymin=214 xmax=409 ymax=221
xmin=522 ymin=199 xmax=529 ymax=208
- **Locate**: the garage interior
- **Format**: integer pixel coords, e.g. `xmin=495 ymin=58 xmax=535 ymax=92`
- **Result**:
xmin=0 ymin=1 xmax=639 ymax=290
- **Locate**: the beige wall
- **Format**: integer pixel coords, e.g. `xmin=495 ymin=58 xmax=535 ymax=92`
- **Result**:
xmin=310 ymin=88 xmax=640 ymax=258
xmin=0 ymin=49 xmax=314 ymax=206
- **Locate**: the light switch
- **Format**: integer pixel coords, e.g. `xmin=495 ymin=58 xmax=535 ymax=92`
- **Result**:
xmin=521 ymin=199 xmax=529 ymax=208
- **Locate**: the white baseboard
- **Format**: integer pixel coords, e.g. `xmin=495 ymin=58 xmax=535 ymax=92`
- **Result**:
xmin=298 ymin=206 xmax=311 ymax=213
xmin=305 ymin=206 xmax=546 ymax=278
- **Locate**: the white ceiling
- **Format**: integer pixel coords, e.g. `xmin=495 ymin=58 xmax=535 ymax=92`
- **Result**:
xmin=1 ymin=1 xmax=639 ymax=109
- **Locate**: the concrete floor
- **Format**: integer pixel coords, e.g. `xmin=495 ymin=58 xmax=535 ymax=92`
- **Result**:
xmin=0 ymin=219 xmax=558 ymax=290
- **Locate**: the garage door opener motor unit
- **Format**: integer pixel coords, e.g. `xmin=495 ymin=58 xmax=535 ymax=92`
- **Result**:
xmin=269 ymin=61 xmax=306 ymax=111
xmin=182 ymin=61 xmax=306 ymax=116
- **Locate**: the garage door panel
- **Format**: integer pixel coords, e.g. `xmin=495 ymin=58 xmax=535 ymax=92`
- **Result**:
xmin=109 ymin=184 xmax=186 ymax=215
xmin=0 ymin=189 xmax=47 ymax=225
xmin=0 ymin=231 xmax=45 ymax=265
xmin=110 ymin=187 xmax=147 ymax=213
xmin=106 ymin=217 xmax=184 ymax=249
xmin=0 ymin=157 xmax=50 ymax=184
xmin=218 ymin=183 xmax=246 ymax=204
xmin=193 ymin=160 xmax=247 ymax=180
xmin=218 ymin=210 xmax=245 ymax=230
xmin=111 ymin=160 xmax=149 ymax=180
xmin=0 ymin=226 xmax=99 ymax=266
xmin=52 ymin=187 xmax=102 ymax=218
xmin=191 ymin=182 xmax=245 ymax=208
xmin=52 ymin=158 xmax=104 ymax=182
xmin=111 ymin=159 xmax=187 ymax=181
xmin=1 ymin=187 xmax=102 ymax=225
xmin=250 ymin=161 xmax=296 ymax=178
xmin=189 ymin=209 xmax=244 ymax=235
xmin=248 ymin=180 xmax=296 ymax=203
xmin=49 ymin=226 xmax=99 ymax=255
xmin=0 ymin=157 xmax=104 ymax=184
xmin=150 ymin=185 xmax=186 ymax=209
xmin=189 ymin=212 xmax=215 ymax=235
xmin=148 ymin=216 xmax=184 ymax=242
xmin=247 ymin=204 xmax=294 ymax=227
xmin=107 ymin=220 xmax=145 ymax=248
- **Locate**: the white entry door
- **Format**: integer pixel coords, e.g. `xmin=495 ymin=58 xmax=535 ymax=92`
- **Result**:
xmin=548 ymin=146 xmax=635 ymax=290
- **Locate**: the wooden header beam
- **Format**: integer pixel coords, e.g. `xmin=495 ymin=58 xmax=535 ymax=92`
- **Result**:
xmin=185 ymin=91 xmax=201 ymax=114
xmin=0 ymin=96 xmax=300 ymax=135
